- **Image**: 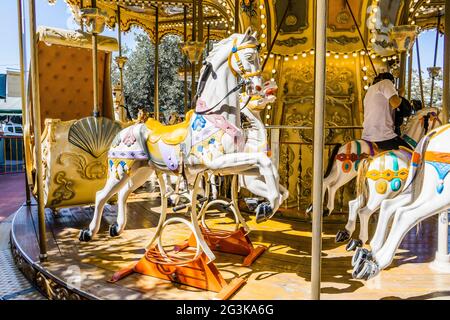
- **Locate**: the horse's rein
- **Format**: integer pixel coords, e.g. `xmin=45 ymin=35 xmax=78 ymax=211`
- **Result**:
xmin=195 ymin=39 xmax=262 ymax=115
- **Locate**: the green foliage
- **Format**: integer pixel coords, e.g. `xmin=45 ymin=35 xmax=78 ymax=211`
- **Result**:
xmin=408 ymin=69 xmax=443 ymax=108
xmin=112 ymin=33 xmax=189 ymax=120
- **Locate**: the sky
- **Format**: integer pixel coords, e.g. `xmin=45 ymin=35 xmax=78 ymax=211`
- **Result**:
xmin=0 ymin=1 xmax=444 ymax=76
xmin=0 ymin=0 xmax=139 ymax=73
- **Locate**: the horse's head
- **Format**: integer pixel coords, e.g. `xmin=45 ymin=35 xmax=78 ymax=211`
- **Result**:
xmin=206 ymin=27 xmax=262 ymax=95
xmin=402 ymin=107 xmax=442 ymax=146
xmin=242 ymin=80 xmax=278 ymax=114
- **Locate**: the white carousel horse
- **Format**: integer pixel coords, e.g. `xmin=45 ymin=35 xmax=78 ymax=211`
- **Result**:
xmin=335 ymin=108 xmax=443 ymax=250
xmin=78 ymin=29 xmax=282 ymax=242
xmin=309 ymin=107 xmax=442 ymax=216
xmin=335 ymin=148 xmax=412 ymax=250
xmin=352 ymin=123 xmax=450 ymax=280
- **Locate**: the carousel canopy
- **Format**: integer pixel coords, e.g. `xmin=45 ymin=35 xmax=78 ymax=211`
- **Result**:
xmin=60 ymin=0 xmax=446 ymax=55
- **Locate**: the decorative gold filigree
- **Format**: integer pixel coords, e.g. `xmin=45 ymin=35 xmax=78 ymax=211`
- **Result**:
xmin=58 ymin=153 xmax=107 ymax=180
xmin=51 ymin=172 xmax=75 ymax=206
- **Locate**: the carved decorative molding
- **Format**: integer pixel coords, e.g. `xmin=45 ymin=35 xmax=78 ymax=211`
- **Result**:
xmin=327 ymin=36 xmax=359 ymax=46
xmin=11 ymin=237 xmax=89 ymax=300
xmin=37 ymin=26 xmax=118 ymax=52
xmin=51 ymin=172 xmax=76 ymax=206
xmin=58 ymin=153 xmax=107 ymax=180
xmin=275 ymin=37 xmax=308 ymax=47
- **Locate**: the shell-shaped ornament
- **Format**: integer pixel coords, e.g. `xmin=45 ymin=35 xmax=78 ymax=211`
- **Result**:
xmin=68 ymin=116 xmax=122 ymax=158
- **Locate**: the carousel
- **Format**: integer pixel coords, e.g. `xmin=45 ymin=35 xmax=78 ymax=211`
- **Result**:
xmin=9 ymin=0 xmax=450 ymax=300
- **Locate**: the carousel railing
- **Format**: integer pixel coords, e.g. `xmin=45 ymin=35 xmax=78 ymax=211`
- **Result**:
xmin=267 ymin=125 xmax=363 ymax=216
xmin=211 ymin=125 xmax=363 ymax=216
xmin=0 ymin=135 xmax=24 ymax=174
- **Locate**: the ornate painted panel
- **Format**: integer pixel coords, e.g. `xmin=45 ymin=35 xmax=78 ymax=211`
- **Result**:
xmin=274 ymin=0 xmax=308 ymax=34
xmin=327 ymin=0 xmax=362 ymax=32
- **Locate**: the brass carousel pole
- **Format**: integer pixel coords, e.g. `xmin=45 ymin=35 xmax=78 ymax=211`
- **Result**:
xmin=80 ymin=0 xmax=84 ymax=32
xmin=311 ymin=0 xmax=327 ymax=300
xmin=398 ymin=0 xmax=410 ymax=91
xmin=115 ymin=5 xmax=127 ymax=121
xmin=407 ymin=48 xmax=413 ymax=101
xmin=191 ymin=0 xmax=197 ymax=99
xmin=416 ymin=38 xmax=426 ymax=109
xmin=91 ymin=0 xmax=99 ymax=117
xmin=154 ymin=5 xmax=160 ymax=120
xmin=17 ymin=0 xmax=31 ymax=205
xmin=183 ymin=5 xmax=188 ymax=113
xmin=432 ymin=0 xmax=450 ymax=272
xmin=429 ymin=13 xmax=442 ymax=109
xmin=28 ymin=0 xmax=47 ymax=260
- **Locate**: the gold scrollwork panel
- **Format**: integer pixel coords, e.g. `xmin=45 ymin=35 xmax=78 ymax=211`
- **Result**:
xmin=39 ymin=119 xmax=109 ymax=209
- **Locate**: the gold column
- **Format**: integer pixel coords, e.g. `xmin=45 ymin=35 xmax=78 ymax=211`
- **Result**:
xmin=154 ymin=5 xmax=160 ymax=120
xmin=17 ymin=0 xmax=31 ymax=205
xmin=28 ymin=0 xmax=47 ymax=260
xmin=234 ymin=0 xmax=239 ymax=33
xmin=311 ymin=0 xmax=327 ymax=300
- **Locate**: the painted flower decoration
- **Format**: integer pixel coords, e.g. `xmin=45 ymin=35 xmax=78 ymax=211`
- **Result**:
xmin=123 ymin=128 xmax=137 ymax=147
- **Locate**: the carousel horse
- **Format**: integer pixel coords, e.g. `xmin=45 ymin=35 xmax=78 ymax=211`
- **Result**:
xmin=335 ymin=108 xmax=442 ymax=250
xmin=335 ymin=147 xmax=412 ymax=250
xmin=79 ymin=29 xmax=283 ymax=242
xmin=308 ymin=107 xmax=442 ymax=216
xmin=352 ymin=123 xmax=450 ymax=280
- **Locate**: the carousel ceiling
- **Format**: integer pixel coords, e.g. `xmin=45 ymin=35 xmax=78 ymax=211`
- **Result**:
xmin=56 ymin=0 xmax=446 ymax=54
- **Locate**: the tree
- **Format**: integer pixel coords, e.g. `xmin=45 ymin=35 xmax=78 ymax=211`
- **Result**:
xmin=112 ymin=33 xmax=189 ymax=120
xmin=409 ymin=69 xmax=443 ymax=108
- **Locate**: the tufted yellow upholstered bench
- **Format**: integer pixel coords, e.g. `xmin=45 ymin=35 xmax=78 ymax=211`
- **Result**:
xmin=25 ymin=26 xmax=119 ymax=209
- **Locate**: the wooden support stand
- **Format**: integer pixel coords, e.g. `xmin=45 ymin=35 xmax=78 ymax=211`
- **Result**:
xmin=176 ymin=226 xmax=266 ymax=267
xmin=109 ymin=245 xmax=246 ymax=300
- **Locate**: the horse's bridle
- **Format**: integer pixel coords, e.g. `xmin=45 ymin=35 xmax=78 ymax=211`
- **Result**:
xmin=194 ymin=38 xmax=262 ymax=114
xmin=228 ymin=38 xmax=262 ymax=79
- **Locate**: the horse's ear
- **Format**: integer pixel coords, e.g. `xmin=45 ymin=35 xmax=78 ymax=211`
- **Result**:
xmin=242 ymin=26 xmax=254 ymax=43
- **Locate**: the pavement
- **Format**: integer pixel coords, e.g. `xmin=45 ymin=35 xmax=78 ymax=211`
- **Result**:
xmin=0 ymin=173 xmax=26 ymax=222
xmin=0 ymin=173 xmax=45 ymax=300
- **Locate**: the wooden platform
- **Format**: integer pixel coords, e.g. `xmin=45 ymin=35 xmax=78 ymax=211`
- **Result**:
xmin=10 ymin=190 xmax=450 ymax=300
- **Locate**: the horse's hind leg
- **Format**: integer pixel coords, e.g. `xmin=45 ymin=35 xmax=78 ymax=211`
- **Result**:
xmin=112 ymin=167 xmax=154 ymax=237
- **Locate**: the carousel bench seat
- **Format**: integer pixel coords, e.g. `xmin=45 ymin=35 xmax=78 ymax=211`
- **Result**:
xmin=146 ymin=110 xmax=194 ymax=145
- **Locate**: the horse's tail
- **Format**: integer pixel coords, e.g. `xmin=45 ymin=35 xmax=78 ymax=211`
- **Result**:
xmin=324 ymin=143 xmax=342 ymax=179
xmin=356 ymin=158 xmax=371 ymax=208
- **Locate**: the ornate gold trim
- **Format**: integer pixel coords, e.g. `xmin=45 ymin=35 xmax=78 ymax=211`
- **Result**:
xmin=10 ymin=233 xmax=92 ymax=300
xmin=37 ymin=26 xmax=118 ymax=52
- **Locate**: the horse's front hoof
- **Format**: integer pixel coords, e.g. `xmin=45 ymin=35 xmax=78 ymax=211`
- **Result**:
xmin=335 ymin=230 xmax=350 ymax=243
xmin=352 ymin=247 xmax=371 ymax=267
xmin=323 ymin=208 xmax=330 ymax=216
xmin=346 ymin=239 xmax=363 ymax=252
xmin=255 ymin=202 xmax=273 ymax=224
xmin=109 ymin=223 xmax=120 ymax=237
xmin=354 ymin=260 xmax=380 ymax=280
xmin=79 ymin=229 xmax=92 ymax=242
xmin=167 ymin=197 xmax=175 ymax=207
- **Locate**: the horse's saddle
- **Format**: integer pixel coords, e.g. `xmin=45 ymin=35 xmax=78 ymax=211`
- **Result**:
xmin=145 ymin=110 xmax=194 ymax=145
